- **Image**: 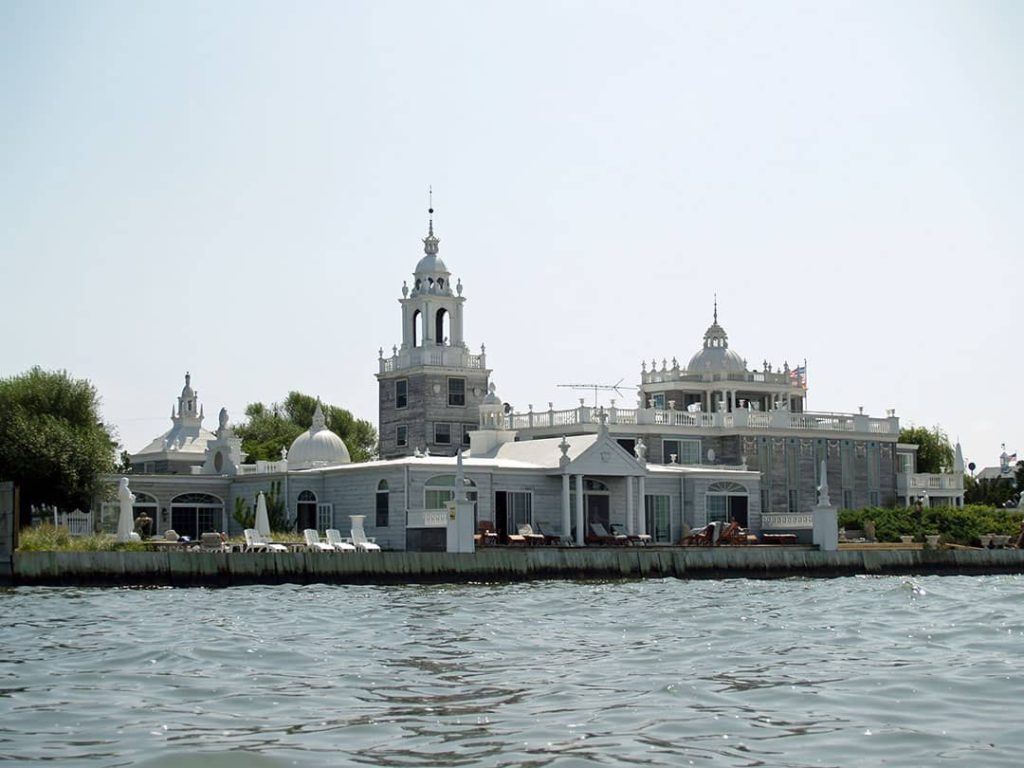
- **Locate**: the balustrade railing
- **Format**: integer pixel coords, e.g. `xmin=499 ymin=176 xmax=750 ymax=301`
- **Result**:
xmin=406 ymin=509 xmax=449 ymax=528
xmin=378 ymin=347 xmax=486 ymax=374
xmin=507 ymin=405 xmax=896 ymax=435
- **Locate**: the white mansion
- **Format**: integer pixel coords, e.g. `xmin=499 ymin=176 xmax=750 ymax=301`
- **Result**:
xmin=115 ymin=213 xmax=964 ymax=548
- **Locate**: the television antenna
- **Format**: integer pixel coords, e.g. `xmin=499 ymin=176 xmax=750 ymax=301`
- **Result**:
xmin=556 ymin=379 xmax=628 ymax=407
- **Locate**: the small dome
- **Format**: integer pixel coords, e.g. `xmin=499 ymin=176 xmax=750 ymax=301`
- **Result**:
xmin=415 ymin=252 xmax=448 ymax=276
xmin=686 ymin=305 xmax=747 ymax=374
xmin=287 ymin=403 xmax=351 ymax=470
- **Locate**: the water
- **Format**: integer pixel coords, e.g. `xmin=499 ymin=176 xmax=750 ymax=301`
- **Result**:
xmin=1 ymin=576 xmax=1022 ymax=767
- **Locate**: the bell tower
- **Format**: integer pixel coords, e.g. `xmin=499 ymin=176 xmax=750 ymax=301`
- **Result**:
xmin=376 ymin=199 xmax=491 ymax=458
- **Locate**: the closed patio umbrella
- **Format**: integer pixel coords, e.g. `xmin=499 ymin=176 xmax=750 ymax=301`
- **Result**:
xmin=255 ymin=491 xmax=271 ymax=538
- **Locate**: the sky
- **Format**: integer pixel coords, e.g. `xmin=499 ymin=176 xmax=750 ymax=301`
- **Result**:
xmin=1 ymin=0 xmax=1021 ymax=471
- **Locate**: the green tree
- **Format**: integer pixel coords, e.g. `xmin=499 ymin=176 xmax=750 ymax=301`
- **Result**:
xmin=898 ymin=425 xmax=954 ymax=474
xmin=235 ymin=391 xmax=377 ymax=463
xmin=0 ymin=367 xmax=116 ymax=523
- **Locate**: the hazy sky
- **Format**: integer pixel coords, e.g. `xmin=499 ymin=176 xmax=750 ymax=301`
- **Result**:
xmin=1 ymin=1 xmax=1020 ymax=470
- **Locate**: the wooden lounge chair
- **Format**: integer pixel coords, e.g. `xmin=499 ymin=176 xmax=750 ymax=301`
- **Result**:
xmin=611 ymin=524 xmax=652 ymax=547
xmin=681 ymin=522 xmax=716 ymax=546
xmin=587 ymin=522 xmax=628 ymax=546
xmin=325 ymin=529 xmax=357 ymax=552
xmin=517 ymin=524 xmax=546 ymax=546
xmin=303 ymin=528 xmax=334 ymax=552
xmin=474 ymin=521 xmax=499 ymax=546
xmin=532 ymin=522 xmax=563 ymax=545
xmin=716 ymin=520 xmax=750 ymax=546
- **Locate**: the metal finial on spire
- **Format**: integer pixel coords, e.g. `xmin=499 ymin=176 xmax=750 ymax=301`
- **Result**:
xmin=713 ymin=293 xmax=718 ymax=324
xmin=428 ymin=185 xmax=434 ymax=237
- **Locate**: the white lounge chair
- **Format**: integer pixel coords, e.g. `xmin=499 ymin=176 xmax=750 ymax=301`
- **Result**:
xmin=244 ymin=528 xmax=287 ymax=553
xmin=303 ymin=528 xmax=334 ymax=552
xmin=325 ymin=529 xmax=357 ymax=552
xmin=350 ymin=522 xmax=381 ymax=552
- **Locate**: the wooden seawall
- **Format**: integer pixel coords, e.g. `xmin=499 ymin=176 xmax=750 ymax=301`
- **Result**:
xmin=11 ymin=547 xmax=1024 ymax=587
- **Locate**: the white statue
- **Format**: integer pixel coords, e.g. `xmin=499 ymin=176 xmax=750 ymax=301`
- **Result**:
xmin=116 ymin=477 xmax=140 ymax=543
xmin=635 ymin=437 xmax=647 ymax=462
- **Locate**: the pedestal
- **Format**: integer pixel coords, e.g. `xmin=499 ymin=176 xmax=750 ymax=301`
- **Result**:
xmin=812 ymin=503 xmax=839 ymax=551
xmin=446 ymin=499 xmax=475 ymax=553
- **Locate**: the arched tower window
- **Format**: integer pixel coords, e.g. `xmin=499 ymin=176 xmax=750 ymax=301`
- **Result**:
xmin=297 ymin=490 xmax=318 ymax=532
xmin=412 ymin=309 xmax=422 ymax=347
xmin=435 ymin=308 xmax=450 ymax=346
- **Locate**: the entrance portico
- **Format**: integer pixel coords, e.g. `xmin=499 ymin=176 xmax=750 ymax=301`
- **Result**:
xmin=553 ymin=429 xmax=647 ymax=545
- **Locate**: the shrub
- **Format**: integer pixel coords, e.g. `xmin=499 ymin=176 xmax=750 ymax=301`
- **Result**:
xmin=17 ymin=523 xmax=147 ymax=552
xmin=839 ymin=505 xmax=1023 ymax=545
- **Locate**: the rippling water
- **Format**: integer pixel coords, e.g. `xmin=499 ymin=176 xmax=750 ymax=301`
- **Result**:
xmin=2 ymin=575 xmax=1023 ymax=767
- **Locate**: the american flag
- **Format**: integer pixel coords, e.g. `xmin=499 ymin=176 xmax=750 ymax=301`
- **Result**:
xmin=791 ymin=364 xmax=807 ymax=389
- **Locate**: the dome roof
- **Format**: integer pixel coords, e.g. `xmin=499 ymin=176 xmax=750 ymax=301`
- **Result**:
xmin=686 ymin=304 xmax=747 ymax=374
xmin=415 ymin=252 xmax=448 ymax=276
xmin=287 ymin=403 xmax=351 ymax=470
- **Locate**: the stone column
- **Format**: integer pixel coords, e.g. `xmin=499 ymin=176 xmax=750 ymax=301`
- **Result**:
xmin=626 ymin=476 xmax=635 ymax=535
xmin=561 ymin=473 xmax=571 ymax=542
xmin=637 ymin=475 xmax=647 ymax=536
xmin=575 ymin=474 xmax=585 ymax=546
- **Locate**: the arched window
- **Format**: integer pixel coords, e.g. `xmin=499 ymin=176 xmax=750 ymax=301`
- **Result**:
xmin=424 ymin=474 xmax=477 ymax=510
xmin=435 ymin=308 xmax=450 ymax=346
xmin=170 ymin=493 xmax=223 ymax=540
xmin=412 ymin=310 xmax=422 ymax=347
xmin=705 ymin=482 xmax=749 ymax=525
xmin=376 ymin=480 xmax=389 ymax=527
xmin=297 ymin=490 xmax=318 ymax=532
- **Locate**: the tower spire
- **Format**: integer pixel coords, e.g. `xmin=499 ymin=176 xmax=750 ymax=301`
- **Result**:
xmin=423 ymin=186 xmax=439 ymax=255
xmin=713 ymin=293 xmax=718 ymax=324
xmin=428 ymin=185 xmax=434 ymax=237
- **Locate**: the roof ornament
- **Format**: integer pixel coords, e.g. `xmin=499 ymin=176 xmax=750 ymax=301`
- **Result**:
xmin=423 ymin=186 xmax=439 ymax=255
xmin=713 ymin=293 xmax=718 ymax=324
xmin=311 ymin=401 xmax=326 ymax=433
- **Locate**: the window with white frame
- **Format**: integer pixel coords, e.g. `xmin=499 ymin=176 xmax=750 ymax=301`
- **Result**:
xmin=424 ymin=474 xmax=477 ymax=510
xmin=395 ymin=379 xmax=408 ymax=409
xmin=644 ymin=495 xmax=671 ymax=543
xmin=506 ymin=491 xmax=532 ymax=531
xmin=663 ymin=439 xmax=700 ymax=465
xmin=448 ymin=377 xmax=466 ymax=407
xmin=396 ymin=424 xmax=408 ymax=447
xmin=376 ymin=480 xmax=389 ymax=527
xmin=317 ymin=502 xmax=333 ymax=531
xmin=434 ymin=423 xmax=451 ymax=444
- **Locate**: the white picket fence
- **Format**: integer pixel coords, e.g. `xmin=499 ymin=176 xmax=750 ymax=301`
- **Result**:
xmin=55 ymin=509 xmax=94 ymax=536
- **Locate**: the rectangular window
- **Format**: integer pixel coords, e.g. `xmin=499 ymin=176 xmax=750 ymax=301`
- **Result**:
xmin=788 ymin=489 xmax=800 ymax=514
xmin=317 ymin=502 xmax=333 ymax=532
xmin=434 ymin=423 xmax=451 ymax=444
xmin=507 ymin=491 xmax=533 ymax=531
xmin=462 ymin=424 xmax=472 ymax=446
xmin=898 ymin=453 xmax=913 ymax=475
xmin=663 ymin=439 xmax=700 ymax=465
xmin=707 ymin=495 xmax=728 ymax=523
xmin=842 ymin=490 xmax=854 ymax=510
xmin=396 ymin=425 xmax=407 ymax=448
xmin=425 ymin=488 xmax=453 ymax=510
xmin=651 ymin=393 xmax=666 ymax=409
xmin=761 ymin=488 xmax=771 ymax=514
xmin=395 ymin=379 xmax=408 ymax=409
xmin=375 ymin=491 xmax=388 ymax=528
xmin=448 ymin=378 xmax=466 ymax=407
xmin=645 ymin=495 xmax=671 ymax=543
xmin=868 ymin=490 xmax=880 ymax=507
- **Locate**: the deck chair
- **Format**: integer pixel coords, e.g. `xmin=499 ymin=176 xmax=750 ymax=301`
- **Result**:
xmin=199 ymin=532 xmax=227 ymax=552
xmin=349 ymin=522 xmax=381 ymax=552
xmin=716 ymin=520 xmax=751 ymax=546
xmin=325 ymin=529 xmax=357 ymax=552
xmin=587 ymin=522 xmax=628 ymax=546
xmin=611 ymin=524 xmax=652 ymax=547
xmin=244 ymin=528 xmax=287 ymax=552
xmin=517 ymin=524 xmax=546 ymax=546
xmin=681 ymin=522 xmax=716 ymax=546
xmin=474 ymin=520 xmax=499 ymax=546
xmin=303 ymin=529 xmax=334 ymax=552
xmin=532 ymin=522 xmax=564 ymax=546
